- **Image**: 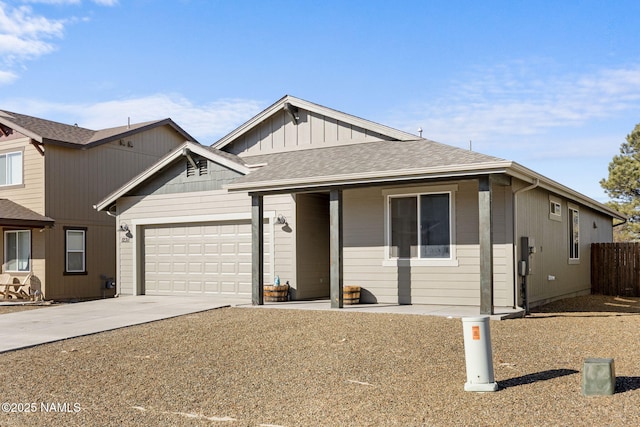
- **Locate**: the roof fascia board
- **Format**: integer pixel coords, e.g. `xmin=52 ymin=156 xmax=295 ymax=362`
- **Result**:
xmin=288 ymin=96 xmax=419 ymax=141
xmin=213 ymin=95 xmax=289 ymax=149
xmin=0 ymin=219 xmax=54 ymax=228
xmin=226 ymin=159 xmax=623 ymax=220
xmin=188 ymin=143 xmax=251 ymax=175
xmin=214 ymin=95 xmax=417 ymax=149
xmin=83 ymin=119 xmax=198 ymax=149
xmin=505 ymin=162 xmax=625 ymax=221
xmin=94 ymin=141 xmax=249 ymax=211
xmin=226 ymin=161 xmax=514 ymax=192
xmin=0 ymin=117 xmax=43 ymax=143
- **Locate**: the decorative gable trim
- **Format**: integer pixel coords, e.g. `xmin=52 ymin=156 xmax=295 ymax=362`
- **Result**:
xmin=94 ymin=141 xmax=249 ymax=212
xmin=213 ymin=95 xmax=418 ymax=150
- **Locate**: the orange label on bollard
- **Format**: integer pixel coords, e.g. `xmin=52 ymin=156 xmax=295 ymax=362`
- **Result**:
xmin=472 ymin=326 xmax=480 ymax=340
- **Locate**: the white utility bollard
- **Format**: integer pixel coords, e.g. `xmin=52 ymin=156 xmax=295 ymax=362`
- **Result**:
xmin=462 ymin=316 xmax=499 ymax=392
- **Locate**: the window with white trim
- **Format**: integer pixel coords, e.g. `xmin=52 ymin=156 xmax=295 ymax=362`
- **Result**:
xmin=569 ymin=206 xmax=579 ymax=260
xmin=0 ymin=151 xmax=22 ymax=186
xmin=389 ymin=192 xmax=451 ymax=259
xmin=65 ymin=228 xmax=86 ymax=274
xmin=4 ymin=230 xmax=30 ymax=272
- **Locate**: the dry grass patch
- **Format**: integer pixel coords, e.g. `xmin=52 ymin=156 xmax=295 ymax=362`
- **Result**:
xmin=0 ymin=295 xmax=638 ymax=426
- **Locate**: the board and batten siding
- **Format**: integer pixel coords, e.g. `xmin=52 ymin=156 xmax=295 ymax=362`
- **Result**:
xmin=42 ymin=125 xmax=185 ymax=299
xmin=114 ymin=190 xmax=295 ymax=296
xmin=342 ymin=180 xmax=514 ymax=306
xmin=225 ymin=109 xmax=396 ymax=157
xmin=514 ymin=183 xmax=613 ymax=306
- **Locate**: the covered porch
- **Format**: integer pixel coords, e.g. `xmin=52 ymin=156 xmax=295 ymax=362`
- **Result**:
xmin=242 ymin=173 xmax=512 ymax=315
xmin=243 ymin=298 xmax=524 ymax=320
xmin=0 ymin=198 xmax=53 ymax=300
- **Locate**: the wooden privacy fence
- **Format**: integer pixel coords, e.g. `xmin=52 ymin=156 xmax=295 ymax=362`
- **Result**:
xmin=591 ymin=242 xmax=640 ymax=296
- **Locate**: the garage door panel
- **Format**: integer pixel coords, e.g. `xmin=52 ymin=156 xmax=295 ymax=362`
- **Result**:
xmin=188 ymin=243 xmax=204 ymax=254
xmin=221 ymin=281 xmax=239 ymax=293
xmin=220 ymin=243 xmax=238 ymax=254
xmin=220 ymin=262 xmax=237 ymax=274
xmin=204 ymin=243 xmax=219 ymax=254
xmin=204 ymin=262 xmax=219 ymax=273
xmin=143 ymin=220 xmax=268 ymax=296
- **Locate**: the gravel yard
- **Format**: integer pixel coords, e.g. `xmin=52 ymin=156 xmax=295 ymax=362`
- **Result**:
xmin=0 ymin=303 xmax=51 ymax=315
xmin=0 ymin=294 xmax=639 ymax=426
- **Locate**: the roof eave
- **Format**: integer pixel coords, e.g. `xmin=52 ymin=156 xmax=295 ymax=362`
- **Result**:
xmin=226 ymin=161 xmax=514 ymax=193
xmin=226 ymin=160 xmax=624 ymax=221
xmin=505 ymin=162 xmax=626 ymax=221
xmin=95 ymin=141 xmax=250 ymax=211
xmin=0 ymin=219 xmax=55 ymax=228
xmin=213 ymin=95 xmax=418 ymax=150
xmin=83 ymin=119 xmax=199 ymax=149
xmin=0 ymin=118 xmax=44 ymax=143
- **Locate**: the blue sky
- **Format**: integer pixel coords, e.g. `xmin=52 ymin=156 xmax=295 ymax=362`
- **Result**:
xmin=1 ymin=0 xmax=640 ymax=202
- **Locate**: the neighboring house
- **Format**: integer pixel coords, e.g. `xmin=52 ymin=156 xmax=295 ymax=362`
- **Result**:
xmin=96 ymin=95 xmax=624 ymax=313
xmin=0 ymin=110 xmax=196 ymax=300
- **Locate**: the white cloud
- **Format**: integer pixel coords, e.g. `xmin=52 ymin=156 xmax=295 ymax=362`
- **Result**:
xmin=0 ymin=1 xmax=66 ymax=75
xmin=394 ymin=63 xmax=640 ymax=149
xmin=19 ymin=1 xmax=118 ymax=5
xmin=3 ymin=94 xmax=264 ymax=143
xmin=0 ymin=0 xmax=116 ymax=84
xmin=0 ymin=69 xmax=17 ymax=84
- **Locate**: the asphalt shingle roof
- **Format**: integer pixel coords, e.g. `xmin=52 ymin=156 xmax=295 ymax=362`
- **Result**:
xmin=0 ymin=199 xmax=54 ymax=227
xmin=229 ymin=138 xmax=507 ymax=190
xmin=0 ymin=110 xmax=194 ymax=147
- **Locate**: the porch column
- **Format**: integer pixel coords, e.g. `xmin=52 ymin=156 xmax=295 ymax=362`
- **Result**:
xmin=251 ymin=194 xmax=264 ymax=305
xmin=478 ymin=176 xmax=494 ymax=315
xmin=330 ymin=189 xmax=344 ymax=308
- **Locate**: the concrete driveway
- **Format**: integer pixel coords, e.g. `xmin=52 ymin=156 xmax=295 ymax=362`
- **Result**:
xmin=0 ymin=295 xmax=247 ymax=354
xmin=0 ymin=295 xmax=523 ymax=354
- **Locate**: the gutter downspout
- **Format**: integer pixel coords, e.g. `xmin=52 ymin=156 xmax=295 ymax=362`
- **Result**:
xmin=512 ymin=178 xmax=539 ymax=312
xmin=104 ymin=204 xmax=120 ymax=297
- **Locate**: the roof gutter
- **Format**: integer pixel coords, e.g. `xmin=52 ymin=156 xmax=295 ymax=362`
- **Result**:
xmin=226 ymin=161 xmax=513 ymax=193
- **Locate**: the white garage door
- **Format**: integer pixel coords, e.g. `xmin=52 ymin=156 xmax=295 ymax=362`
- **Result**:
xmin=142 ymin=220 xmax=270 ymax=295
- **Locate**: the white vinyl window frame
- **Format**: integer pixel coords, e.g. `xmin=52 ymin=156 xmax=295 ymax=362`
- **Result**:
xmin=568 ymin=204 xmax=580 ymax=264
xmin=549 ymin=196 xmax=562 ymax=222
xmin=383 ymin=185 xmax=458 ymax=267
xmin=4 ymin=229 xmax=30 ymax=272
xmin=0 ymin=151 xmax=23 ymax=187
xmin=65 ymin=228 xmax=87 ymax=274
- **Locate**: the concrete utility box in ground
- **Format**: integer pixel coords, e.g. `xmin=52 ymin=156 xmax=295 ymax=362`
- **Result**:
xmin=582 ymin=358 xmax=615 ymax=396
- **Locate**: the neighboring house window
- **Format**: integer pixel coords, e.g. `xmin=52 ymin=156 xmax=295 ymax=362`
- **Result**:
xmin=4 ymin=230 xmax=30 ymax=272
xmin=569 ymin=206 xmax=580 ymax=260
xmin=65 ymin=228 xmax=86 ymax=274
xmin=389 ymin=193 xmax=451 ymax=259
xmin=0 ymin=151 xmax=22 ymax=186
